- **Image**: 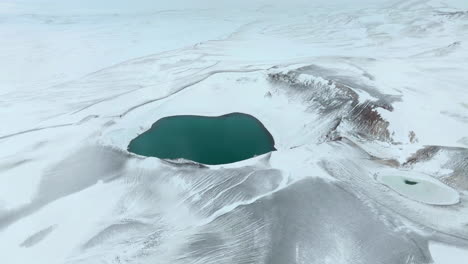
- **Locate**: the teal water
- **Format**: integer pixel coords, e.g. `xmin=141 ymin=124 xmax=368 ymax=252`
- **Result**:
xmin=127 ymin=113 xmax=276 ymax=165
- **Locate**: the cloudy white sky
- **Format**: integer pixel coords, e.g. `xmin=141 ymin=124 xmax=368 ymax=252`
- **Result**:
xmin=0 ymin=0 xmax=415 ymax=14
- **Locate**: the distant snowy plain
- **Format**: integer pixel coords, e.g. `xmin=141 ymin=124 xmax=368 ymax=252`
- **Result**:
xmin=1 ymin=0 xmax=468 ymax=263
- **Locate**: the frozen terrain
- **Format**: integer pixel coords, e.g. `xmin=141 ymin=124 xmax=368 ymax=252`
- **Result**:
xmin=1 ymin=0 xmax=468 ymax=263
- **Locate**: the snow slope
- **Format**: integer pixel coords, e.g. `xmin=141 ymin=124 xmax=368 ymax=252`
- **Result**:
xmin=1 ymin=0 xmax=468 ymax=263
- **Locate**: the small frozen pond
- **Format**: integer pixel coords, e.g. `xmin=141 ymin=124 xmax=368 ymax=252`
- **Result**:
xmin=127 ymin=113 xmax=276 ymax=165
xmin=376 ymin=170 xmax=459 ymax=205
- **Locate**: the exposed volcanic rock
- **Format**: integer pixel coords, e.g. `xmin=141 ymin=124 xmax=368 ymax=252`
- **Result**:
xmin=403 ymin=146 xmax=442 ymax=166
xmin=268 ymin=66 xmax=396 ymax=142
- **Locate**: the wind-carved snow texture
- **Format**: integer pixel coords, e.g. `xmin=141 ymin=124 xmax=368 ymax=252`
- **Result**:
xmin=20 ymin=225 xmax=56 ymax=248
xmin=1 ymin=0 xmax=468 ymax=263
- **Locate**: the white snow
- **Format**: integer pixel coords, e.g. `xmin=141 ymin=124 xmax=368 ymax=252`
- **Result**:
xmin=1 ymin=0 xmax=468 ymax=263
xmin=430 ymin=241 xmax=468 ymax=264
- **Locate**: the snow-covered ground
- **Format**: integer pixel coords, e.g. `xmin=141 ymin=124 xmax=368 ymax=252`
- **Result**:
xmin=1 ymin=0 xmax=468 ymax=263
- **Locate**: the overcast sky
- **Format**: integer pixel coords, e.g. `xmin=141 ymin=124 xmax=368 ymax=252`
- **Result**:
xmin=0 ymin=0 xmax=434 ymax=15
